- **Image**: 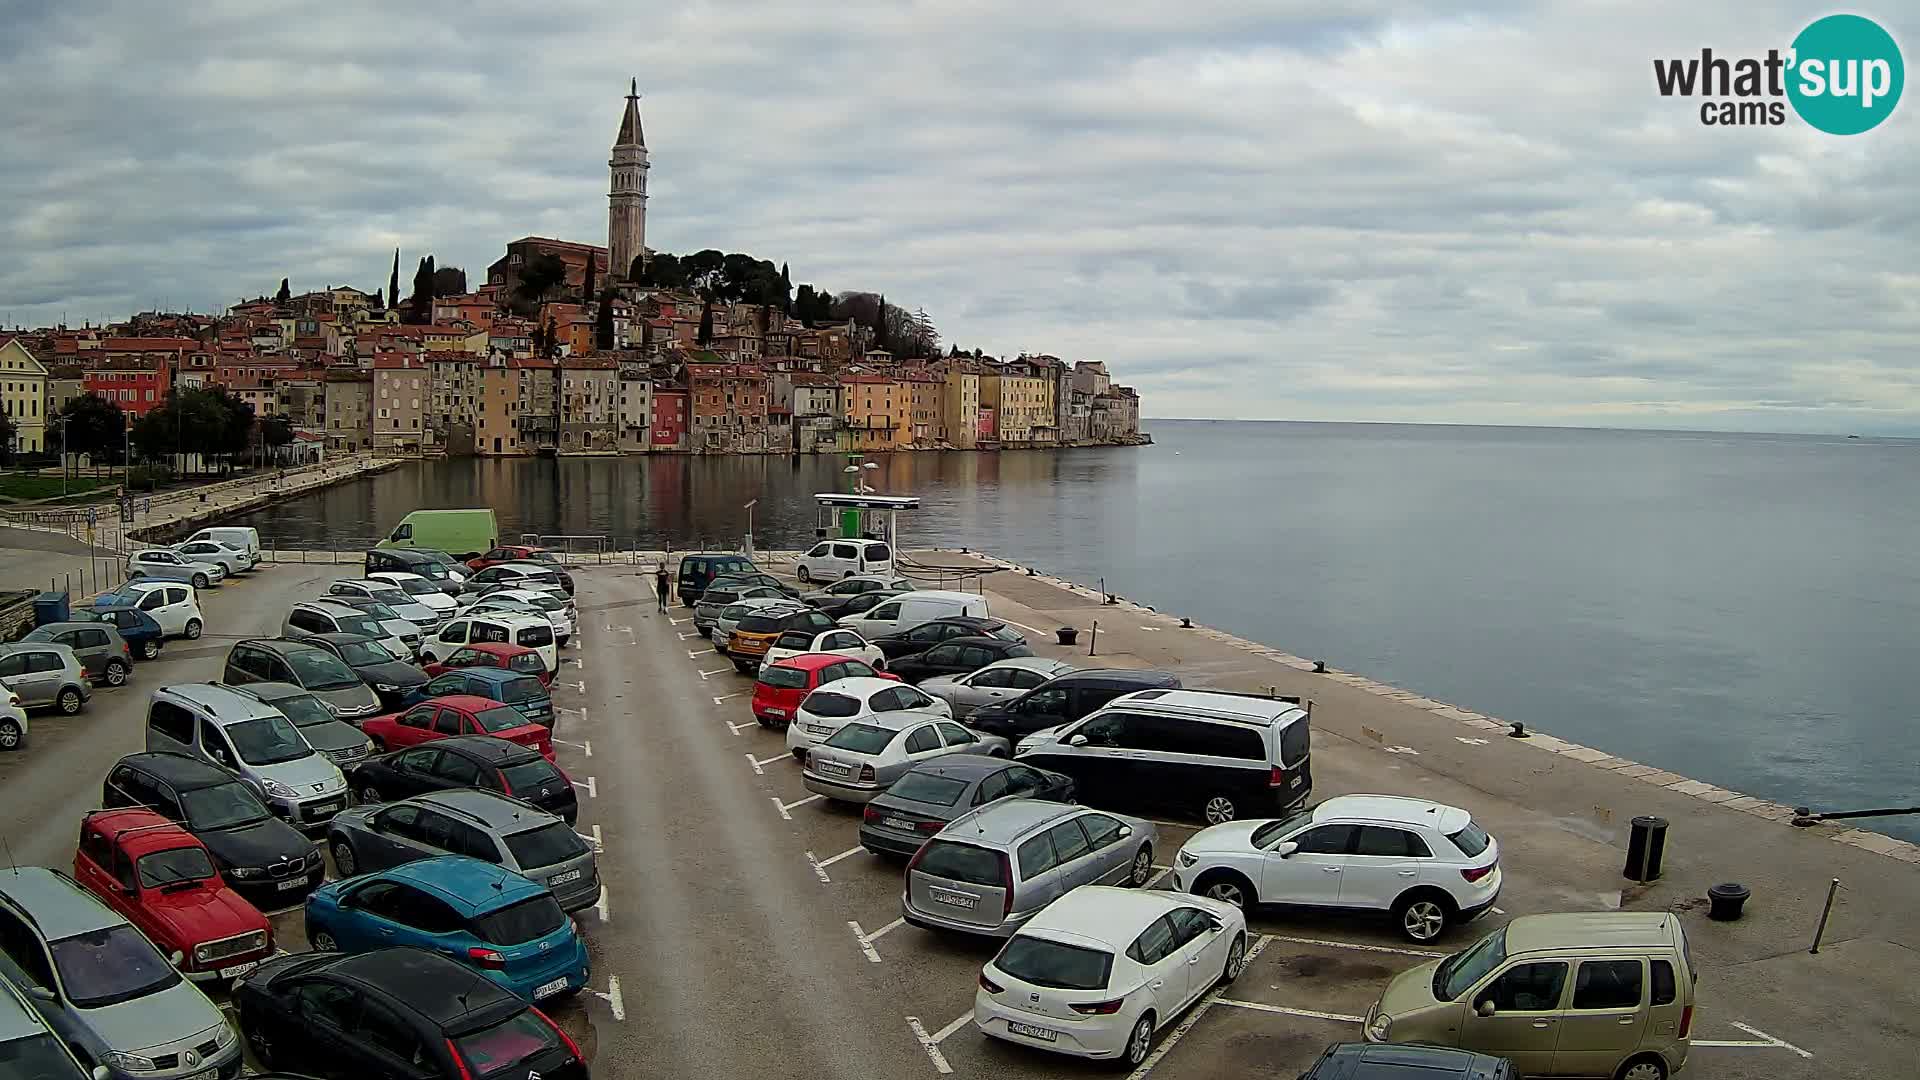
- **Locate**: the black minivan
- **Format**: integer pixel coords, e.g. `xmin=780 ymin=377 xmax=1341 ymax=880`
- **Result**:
xmin=677 ymin=552 xmax=759 ymax=606
xmin=364 ymin=547 xmax=464 ymax=595
xmin=965 ymin=668 xmax=1181 ymax=740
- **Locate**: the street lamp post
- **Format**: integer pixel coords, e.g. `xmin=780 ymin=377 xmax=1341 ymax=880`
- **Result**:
xmin=743 ymin=498 xmax=757 ymax=557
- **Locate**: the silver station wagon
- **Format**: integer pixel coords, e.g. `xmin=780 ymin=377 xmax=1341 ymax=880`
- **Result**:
xmin=802 ymin=712 xmax=1009 ymax=803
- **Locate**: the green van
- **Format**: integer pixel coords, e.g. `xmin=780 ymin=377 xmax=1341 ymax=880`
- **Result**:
xmin=377 ymin=509 xmax=500 ymax=561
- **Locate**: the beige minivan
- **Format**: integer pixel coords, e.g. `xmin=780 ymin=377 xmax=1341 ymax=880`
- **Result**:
xmin=1364 ymin=912 xmax=1694 ymax=1079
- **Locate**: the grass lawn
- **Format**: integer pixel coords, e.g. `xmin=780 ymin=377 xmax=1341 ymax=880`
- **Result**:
xmin=0 ymin=472 xmax=121 ymax=502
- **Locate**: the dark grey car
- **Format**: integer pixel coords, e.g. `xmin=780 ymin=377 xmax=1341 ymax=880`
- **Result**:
xmin=20 ymin=622 xmax=133 ymax=687
xmin=325 ymin=788 xmax=602 ymax=913
xmin=222 ymin=639 xmax=381 ymax=723
xmin=227 ymin=681 xmax=375 ymax=768
xmin=859 ymin=755 xmax=1077 ymax=857
xmin=301 ymin=632 xmax=428 ymax=708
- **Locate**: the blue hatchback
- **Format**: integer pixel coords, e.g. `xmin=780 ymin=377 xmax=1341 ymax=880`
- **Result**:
xmin=73 ymin=603 xmax=166 ymax=660
xmin=402 ymin=667 xmax=555 ymax=729
xmin=303 ymin=856 xmax=589 ymax=1003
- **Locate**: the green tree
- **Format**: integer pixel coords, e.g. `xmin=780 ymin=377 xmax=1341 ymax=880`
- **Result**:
xmin=0 ymin=408 xmax=15 ymax=464
xmin=516 ymin=254 xmax=568 ymax=305
xmin=275 ymin=278 xmax=290 ymax=304
xmin=544 ymin=315 xmax=560 ymax=358
xmin=582 ymin=254 xmax=597 ymax=305
xmin=794 ymin=284 xmax=816 ymax=326
xmin=779 ymin=263 xmax=792 ymax=314
xmin=388 ymin=248 xmax=401 ymax=310
xmin=59 ymin=393 xmax=125 ymax=472
xmin=260 ymin=415 xmax=294 ymax=461
xmin=595 ymin=291 xmax=616 ymax=350
xmin=431 ymin=265 xmax=467 ymax=296
xmin=697 ymin=296 xmax=713 ymax=346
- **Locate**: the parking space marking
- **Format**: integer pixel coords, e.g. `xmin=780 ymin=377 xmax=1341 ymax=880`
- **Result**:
xmin=670 ymin=617 xmax=690 ymax=625
xmin=866 ymin=916 xmax=905 ymax=941
xmin=591 ymin=975 xmax=626 ymax=1021
xmin=562 ymin=679 xmax=587 ymax=693
xmin=726 ymin=720 xmax=757 ymax=736
xmin=1127 ymin=933 xmax=1274 ymax=1079
xmin=817 ymin=846 xmax=865 ymax=868
xmin=554 ymin=738 xmax=593 ymax=757
xmin=1263 ymin=935 xmax=1444 ymax=958
xmin=806 ymin=845 xmax=865 ymax=882
xmin=688 ymin=648 xmax=708 ymax=659
xmin=566 ymin=657 xmax=585 ymax=667
xmin=680 ymin=632 xmax=700 ymax=640
xmin=771 ymin=793 xmax=823 ymax=820
xmin=712 ymin=691 xmax=749 ymax=703
xmin=594 ymin=887 xmax=610 ymax=923
xmin=907 ymin=1010 xmax=974 ymax=1074
xmin=1215 ymin=998 xmax=1363 ymax=1023
xmin=576 ymin=825 xmax=604 ymax=852
xmin=699 ymin=667 xmax=733 ymax=680
xmin=557 ymin=704 xmax=587 ymax=719
xmin=1145 ymin=865 xmax=1173 ymax=889
xmin=848 ymin=920 xmax=883 ymax=962
xmin=746 ymin=752 xmax=792 ymax=775
xmin=1694 ymin=1022 xmax=1813 ymax=1058
xmin=572 ymin=776 xmax=598 ymax=798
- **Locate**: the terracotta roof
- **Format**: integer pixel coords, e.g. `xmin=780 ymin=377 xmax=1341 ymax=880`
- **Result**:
xmin=101 ymin=336 xmax=198 ymax=351
xmin=372 ymin=353 xmax=422 ymax=370
xmin=686 ymin=363 xmax=765 ymax=379
xmin=561 ymin=354 xmax=617 ymax=370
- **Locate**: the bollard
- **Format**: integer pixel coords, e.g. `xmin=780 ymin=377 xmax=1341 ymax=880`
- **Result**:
xmin=1624 ymin=816 xmax=1669 ymax=883
xmin=1055 ymin=627 xmax=1079 ymax=647
xmin=1088 ymin=620 xmax=1098 ymax=656
xmin=1707 ymin=883 xmax=1750 ymax=921
xmin=1810 ymin=878 xmax=1841 ymax=954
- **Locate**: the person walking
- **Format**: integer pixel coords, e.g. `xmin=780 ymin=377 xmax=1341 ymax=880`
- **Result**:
xmin=655 ymin=564 xmax=671 ymax=611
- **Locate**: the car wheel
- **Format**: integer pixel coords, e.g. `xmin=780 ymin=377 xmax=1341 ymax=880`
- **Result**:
xmin=104 ymin=660 xmax=129 ymax=686
xmin=0 ymin=719 xmax=22 ymax=751
xmin=1219 ymin=932 xmax=1247 ymax=986
xmin=1202 ymin=793 xmax=1238 ymax=825
xmin=1394 ymin=891 xmax=1453 ymax=943
xmin=311 ymin=930 xmax=340 ymax=952
xmin=128 ymin=569 xmax=144 ymax=579
xmin=56 ymin=688 xmax=83 ymax=715
xmin=359 ymin=785 xmax=382 ymax=804
xmin=331 ymin=840 xmax=358 ymax=877
xmin=1196 ymin=871 xmax=1254 ymax=911
xmin=797 ymin=566 xmax=812 ymax=583
xmin=245 ymin=1021 xmax=274 ymax=1067
xmin=1616 ymin=1056 xmax=1669 ymax=1080
xmin=697 ymin=627 xmax=711 ymax=639
xmin=1119 ymin=1013 xmax=1156 ymax=1070
xmin=733 ymin=659 xmax=754 ymax=674
xmin=192 ymin=573 xmax=209 ymax=589
xmin=1127 ymin=843 xmax=1154 ymax=887
xmin=184 ymin=618 xmax=203 ymax=640
xmin=141 ymin=640 xmax=161 ymax=660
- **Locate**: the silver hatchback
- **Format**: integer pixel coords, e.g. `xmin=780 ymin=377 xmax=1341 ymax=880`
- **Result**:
xmin=902 ymin=799 xmax=1158 ymax=937
xmin=803 ymin=711 xmax=1010 ymax=803
xmin=0 ymin=644 xmax=91 ymax=715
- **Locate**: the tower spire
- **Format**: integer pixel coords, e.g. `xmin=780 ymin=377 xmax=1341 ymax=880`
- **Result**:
xmin=608 ymin=79 xmax=650 ymax=281
xmin=616 ymin=78 xmax=644 ymax=147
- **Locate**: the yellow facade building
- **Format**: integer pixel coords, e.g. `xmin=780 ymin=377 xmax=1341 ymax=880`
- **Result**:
xmin=0 ymin=338 xmax=50 ymax=454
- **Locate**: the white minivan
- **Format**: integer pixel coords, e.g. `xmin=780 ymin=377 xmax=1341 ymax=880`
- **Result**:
xmin=838 ymin=589 xmax=987 ymax=638
xmin=106 ymin=581 xmax=205 ymax=639
xmin=184 ymin=526 xmax=263 ymax=567
xmin=796 ymin=539 xmax=894 ymax=583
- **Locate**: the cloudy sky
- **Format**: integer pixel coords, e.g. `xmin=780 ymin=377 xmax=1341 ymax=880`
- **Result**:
xmin=4 ymin=1 xmax=1915 ymax=432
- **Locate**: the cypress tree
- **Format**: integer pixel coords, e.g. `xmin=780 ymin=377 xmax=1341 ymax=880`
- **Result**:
xmin=275 ymin=278 xmax=290 ymax=304
xmin=388 ymin=248 xmax=400 ymax=310
xmin=595 ymin=291 xmax=615 ymax=350
xmin=697 ymin=297 xmax=713 ymax=347
xmin=545 ymin=314 xmax=559 ymax=357
xmin=779 ymin=263 xmax=792 ymax=314
xmin=583 ymin=254 xmax=597 ymax=304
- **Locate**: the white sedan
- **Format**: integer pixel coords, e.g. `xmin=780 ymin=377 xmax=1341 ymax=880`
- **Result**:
xmin=975 ymin=886 xmax=1246 ymax=1068
xmin=367 ymin=571 xmax=459 ymax=615
xmin=172 ymin=539 xmax=252 ymax=576
xmin=919 ymin=657 xmax=1076 ymax=718
xmin=783 ymin=676 xmax=950 ymax=759
xmin=762 ymin=626 xmax=886 ymax=669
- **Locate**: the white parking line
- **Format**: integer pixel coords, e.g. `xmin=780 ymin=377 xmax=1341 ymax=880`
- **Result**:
xmin=866 ymin=916 xmax=906 ymax=942
xmin=1127 ymin=934 xmax=1274 ymax=1079
xmin=1145 ymin=865 xmax=1173 ymax=889
xmin=1264 ymin=935 xmax=1444 ymax=958
xmin=806 ymin=845 xmax=864 ymax=882
xmin=554 ymin=738 xmax=593 ymax=757
xmin=1214 ymin=998 xmax=1363 ymax=1023
xmin=805 ymin=852 xmax=833 ymax=883
xmin=712 ymin=691 xmax=749 ymax=703
xmin=571 ymin=776 xmax=598 ymax=798
xmin=817 ymin=846 xmax=865 ymax=868
xmin=556 ymin=704 xmax=587 ymax=718
xmin=595 ymin=887 xmax=610 ymax=923
xmin=771 ymin=793 xmax=823 ymax=820
xmin=998 ymin=617 xmax=1049 ymax=637
xmin=746 ymin=752 xmax=791 ymax=775
xmin=726 ymin=720 xmax=757 ymax=736
xmin=575 ymin=825 xmax=604 ymax=853
xmin=688 ymin=649 xmax=708 ymax=659
xmin=906 ymin=1015 xmax=956 ymax=1074
xmin=670 ymin=617 xmax=690 ymax=625
xmin=1699 ymin=1022 xmax=1813 ymax=1058
xmin=592 ymin=975 xmax=625 ymax=1021
xmin=562 ymin=679 xmax=587 ymax=693
xmin=680 ymin=632 xmax=700 ymax=640
xmin=699 ymin=667 xmax=732 ymax=680
xmin=848 ymin=920 xmax=883 ymax=963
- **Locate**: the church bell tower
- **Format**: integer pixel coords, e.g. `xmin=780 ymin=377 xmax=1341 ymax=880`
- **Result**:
xmin=608 ymin=79 xmax=649 ymax=283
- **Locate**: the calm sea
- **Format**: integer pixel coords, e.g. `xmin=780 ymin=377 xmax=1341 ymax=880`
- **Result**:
xmin=234 ymin=421 xmax=1920 ymax=841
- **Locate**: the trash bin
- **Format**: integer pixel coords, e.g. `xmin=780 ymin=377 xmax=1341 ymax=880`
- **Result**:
xmin=1056 ymin=627 xmax=1079 ymax=646
xmin=1707 ymin=882 xmax=1750 ymax=921
xmin=32 ymin=591 xmax=70 ymax=627
xmin=1624 ymin=815 xmax=1669 ymax=882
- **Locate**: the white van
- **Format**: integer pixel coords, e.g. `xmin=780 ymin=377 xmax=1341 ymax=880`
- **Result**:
xmin=422 ymin=611 xmax=558 ymax=673
xmin=837 ymin=589 xmax=987 ymax=637
xmin=796 ymin=539 xmax=894 ymax=583
xmin=104 ymin=581 xmax=204 ymax=640
xmin=185 ymin=526 xmax=263 ymax=567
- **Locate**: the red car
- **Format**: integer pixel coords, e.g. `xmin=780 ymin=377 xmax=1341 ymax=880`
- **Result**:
xmin=72 ymin=808 xmax=273 ymax=983
xmin=753 ymin=653 xmax=897 ymax=729
xmin=466 ymin=544 xmax=562 ymax=572
xmin=362 ymin=693 xmax=556 ymax=761
xmin=423 ymin=641 xmax=553 ymax=686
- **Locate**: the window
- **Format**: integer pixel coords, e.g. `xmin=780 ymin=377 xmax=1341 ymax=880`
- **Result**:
xmin=997 ymin=936 xmax=1113 ymax=991
xmin=1126 ymin=915 xmax=1178 ymax=965
xmin=1280 ymin=718 xmax=1311 ymax=765
xmin=1448 ymin=823 xmax=1492 ymax=857
xmin=1168 ymin=906 xmax=1215 ymax=946
xmin=1573 ymin=960 xmax=1643 ymax=1010
xmin=920 ymin=645 xmax=962 ymax=666
xmin=1016 ymin=832 xmax=1060 ymax=878
xmin=1292 ymin=824 xmax=1358 ymax=855
xmin=904 ymin=726 xmax=940 ymax=753
xmin=1075 ymin=712 xmax=1129 ymax=747
xmin=432 ymin=709 xmax=464 ymax=736
xmin=1047 ymin=819 xmax=1092 ymax=863
xmin=936 ymin=722 xmax=975 ymax=747
xmin=198 ymin=718 xmax=235 ymax=767
xmin=1650 ymin=959 xmax=1677 ymax=1006
xmin=437 ymin=752 xmax=483 ymax=785
xmin=0 ymin=909 xmax=55 ymax=988
xmin=1355 ymin=826 xmax=1432 ymax=858
xmin=395 ymin=748 xmax=439 ymax=772
xmin=148 ymin=700 xmax=195 ymax=746
xmin=867 ymin=602 xmax=902 ymax=621
xmin=1481 ymin=962 xmax=1568 ymax=1012
xmin=294 ymin=980 xmax=360 ymax=1029
xmin=399 ymin=705 xmax=435 ymax=729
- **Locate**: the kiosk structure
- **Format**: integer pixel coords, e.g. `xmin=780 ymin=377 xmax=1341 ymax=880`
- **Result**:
xmin=812 ymin=492 xmax=919 ymax=547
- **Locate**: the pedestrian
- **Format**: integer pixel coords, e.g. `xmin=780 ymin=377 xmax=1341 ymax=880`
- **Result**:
xmin=655 ymin=564 xmax=671 ymax=611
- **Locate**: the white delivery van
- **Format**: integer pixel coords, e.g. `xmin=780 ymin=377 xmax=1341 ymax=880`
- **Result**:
xmin=185 ymin=527 xmax=263 ymax=567
xmin=795 ymin=539 xmax=894 ymax=583
xmin=837 ymin=590 xmax=986 ymax=637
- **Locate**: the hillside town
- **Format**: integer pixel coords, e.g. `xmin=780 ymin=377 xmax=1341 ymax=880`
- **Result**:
xmin=0 ymin=83 xmax=1145 ymax=463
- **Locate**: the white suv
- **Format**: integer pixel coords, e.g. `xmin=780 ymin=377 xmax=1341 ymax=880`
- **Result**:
xmin=1171 ymin=794 xmax=1500 ymax=943
xmin=795 ymin=538 xmax=893 ymax=583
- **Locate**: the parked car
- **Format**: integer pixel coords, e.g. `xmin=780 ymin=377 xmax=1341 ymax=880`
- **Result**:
xmin=20 ymin=623 xmax=132 ymax=687
xmin=710 ymin=597 xmax=794 ymax=652
xmin=886 ymin=636 xmax=1036 ymax=684
xmin=903 ymin=800 xmax=1159 ymax=937
xmin=803 ymin=712 xmax=1009 ymax=803
xmin=423 ymin=641 xmax=552 ymax=686
xmin=235 ymin=947 xmax=588 ymax=1080
xmin=1364 ymin=913 xmax=1696 ymax=1080
xmin=71 ymin=604 xmax=165 ymax=661
xmin=302 ymin=857 xmax=590 ymax=1003
xmin=377 ymin=508 xmax=499 ymax=560
xmin=301 ymin=633 xmax=428 ymax=709
xmin=800 ymin=573 xmax=916 ymax=607
xmin=407 ymin=549 xmax=472 ymax=586
xmin=324 ymin=596 xmax=425 ymax=656
xmin=870 ymin=615 xmax=1027 ymax=660
xmin=326 ymin=789 xmax=600 ymax=912
xmin=362 ymin=695 xmax=555 ymax=762
xmin=1173 ymin=795 xmax=1500 ymax=943
xmin=364 ymin=549 xmax=464 ymax=595
xmin=751 ymin=654 xmax=895 ymax=729
xmin=1015 ymin=689 xmax=1314 ymax=825
xmin=810 ymin=587 xmax=911 ymax=621
xmin=226 ymin=681 xmax=375 ymax=768
xmin=676 ymin=552 xmax=759 ymax=606
xmin=795 ymin=538 xmax=894 ymax=582
xmin=0 ymin=866 xmax=243 ymax=1080
xmin=469 ymin=588 xmax=575 ymax=645
xmin=171 ymin=538 xmax=250 ymax=577
xmin=705 ymin=571 xmax=801 ymax=600
xmin=966 ymin=668 xmax=1183 ymax=741
xmin=462 ymin=561 xmax=571 ymax=599
xmin=102 ymin=752 xmax=325 ymax=909
xmin=0 ymin=643 xmax=90 ymax=715
xmin=420 ymin=611 xmax=557 ymax=674
xmin=784 ymin=677 xmax=950 ymax=759
xmin=94 ymin=581 xmax=202 ymax=640
xmin=181 ymin=526 xmax=262 ymax=567
xmin=761 ymin=626 xmax=888 ymax=670
xmin=973 ymin=886 xmax=1245 ymax=1068
xmin=126 ymin=548 xmax=225 ymax=589
xmin=466 ymin=544 xmax=564 ymax=572
xmin=859 ymin=756 xmax=1077 ymax=857
xmin=72 ymin=809 xmax=274 ymax=984
xmin=283 ymin=600 xmax=413 ymax=662
xmin=0 ymin=972 xmax=98 ymax=1080
xmin=1299 ymin=1043 xmax=1516 ymax=1080
xmin=920 ymin=657 xmax=1077 ymax=718
xmin=402 ymin=667 xmax=555 ymax=731
xmin=367 ymin=569 xmax=460 ymax=613
xmin=692 ymin=584 xmax=787 ymax=638
xmin=222 ymin=638 xmax=382 ymax=723
xmin=348 ymin=735 xmax=577 ymax=823
xmin=839 ymin=590 xmax=988 ymax=638
xmin=0 ymin=692 xmax=26 ymax=750
xmin=726 ymin=603 xmax=840 ymax=672
xmin=324 ymin=578 xmax=444 ymax=633
xmin=144 ymin=683 xmax=350 ymax=833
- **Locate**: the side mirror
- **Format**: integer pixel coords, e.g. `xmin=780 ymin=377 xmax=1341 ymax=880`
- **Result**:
xmin=1117 ymin=825 xmax=1132 ymax=839
xmin=1475 ymin=1000 xmax=1497 ymax=1018
xmin=26 ymin=986 xmax=55 ymax=1003
xmin=93 ymin=1066 xmax=112 ymax=1080
xmin=169 ymin=950 xmax=185 ymax=967
xmin=1208 ymin=917 xmax=1224 ymax=933
xmin=1067 ymin=734 xmax=1088 ymax=748
xmin=1274 ymin=841 xmax=1299 ymax=858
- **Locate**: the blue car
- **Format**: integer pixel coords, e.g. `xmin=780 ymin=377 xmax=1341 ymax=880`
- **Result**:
xmin=302 ymin=856 xmax=589 ymax=1003
xmin=73 ymin=603 xmax=166 ymax=660
xmin=403 ymin=667 xmax=556 ymax=730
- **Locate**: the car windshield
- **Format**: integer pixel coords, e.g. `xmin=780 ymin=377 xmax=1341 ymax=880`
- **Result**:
xmin=470 ymin=895 xmax=567 ymax=946
xmin=0 ymin=1032 xmax=78 ymax=1077
xmin=180 ymin=781 xmax=271 ymax=830
xmin=759 ymin=666 xmax=810 ymax=690
xmin=823 ymin=723 xmax=895 ymax=753
xmin=887 ymin=771 xmax=969 ymax=806
xmin=369 ymin=587 xmax=411 ymax=606
xmin=1436 ymin=927 xmax=1508 ymax=1001
xmin=335 ymin=640 xmax=394 ymax=666
xmin=501 ymin=760 xmax=562 ymax=794
xmin=995 ymin=936 xmax=1113 ymax=991
xmin=719 ymin=603 xmax=749 ymax=619
xmin=356 ymin=601 xmax=401 ymax=621
xmin=332 ymin=614 xmax=386 ymax=639
xmin=498 ymin=677 xmax=546 ymax=705
xmin=504 ymin=822 xmax=588 ymax=869
xmin=773 ymin=632 xmax=814 ymax=652
xmin=273 ymin=693 xmax=335 ymax=727
xmin=1251 ymin=809 xmax=1317 ymax=848
xmin=286 ymin=649 xmax=360 ymax=690
xmin=49 ymin=925 xmax=181 ymax=1008
xmin=455 ymin=1011 xmax=561 ymax=1078
xmin=802 ymin=692 xmax=860 ymax=718
xmin=521 ymin=593 xmax=563 ymax=611
xmin=475 ymin=706 xmax=530 ymax=733
xmin=392 ymin=576 xmax=439 ymax=595
xmin=227 ymin=715 xmax=312 ymax=765
xmin=987 ymin=624 xmax=1023 ymax=642
xmin=136 ymin=846 xmax=217 ymax=888
xmin=1449 ymin=822 xmax=1492 ymax=857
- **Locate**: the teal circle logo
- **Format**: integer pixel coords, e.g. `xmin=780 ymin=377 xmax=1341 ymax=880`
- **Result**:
xmin=1787 ymin=14 xmax=1904 ymax=134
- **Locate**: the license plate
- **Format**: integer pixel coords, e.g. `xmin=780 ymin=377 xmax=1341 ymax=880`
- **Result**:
xmin=309 ymin=800 xmax=342 ymax=816
xmin=1289 ymin=774 xmax=1304 ymax=788
xmin=763 ymin=707 xmax=787 ymax=717
xmin=1007 ymin=1021 xmax=1058 ymax=1042
xmin=276 ymin=877 xmax=306 ymax=891
xmin=534 ymin=977 xmax=570 ymax=1000
xmin=183 ymin=1069 xmax=217 ymax=1080
xmin=219 ymin=961 xmax=258 ymax=980
xmin=883 ymin=816 xmax=915 ymax=830
xmin=929 ymin=888 xmax=977 ymax=910
xmin=819 ymin=762 xmax=851 ymax=776
xmin=806 ymin=724 xmax=832 ymax=735
xmin=550 ymin=869 xmax=582 ymax=886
